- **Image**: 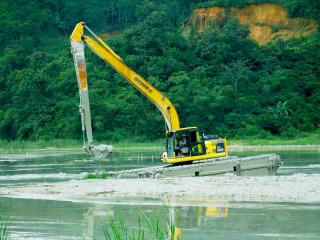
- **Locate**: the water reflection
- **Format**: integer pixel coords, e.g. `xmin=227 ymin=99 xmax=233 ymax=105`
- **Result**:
xmin=1 ymin=196 xmax=320 ymax=240
xmin=80 ymin=198 xmax=320 ymax=240
xmin=169 ymin=200 xmax=229 ymax=240
xmin=80 ymin=199 xmax=230 ymax=239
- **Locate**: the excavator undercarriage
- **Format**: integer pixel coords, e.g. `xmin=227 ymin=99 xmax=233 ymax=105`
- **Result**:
xmin=107 ymin=154 xmax=282 ymax=178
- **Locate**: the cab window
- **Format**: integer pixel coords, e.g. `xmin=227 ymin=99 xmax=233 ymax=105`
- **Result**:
xmin=166 ymin=134 xmax=175 ymax=157
xmin=190 ymin=130 xmax=205 ymax=156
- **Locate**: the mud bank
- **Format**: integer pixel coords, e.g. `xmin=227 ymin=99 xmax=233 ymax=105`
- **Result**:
xmin=1 ymin=173 xmax=320 ymax=204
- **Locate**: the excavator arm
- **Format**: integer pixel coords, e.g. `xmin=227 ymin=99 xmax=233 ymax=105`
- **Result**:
xmin=71 ymin=23 xmax=113 ymax=158
xmin=70 ymin=22 xmax=180 ymax=134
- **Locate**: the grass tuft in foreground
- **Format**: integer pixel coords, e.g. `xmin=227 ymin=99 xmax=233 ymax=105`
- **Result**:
xmin=0 ymin=207 xmax=8 ymax=240
xmin=0 ymin=224 xmax=8 ymax=240
xmin=100 ymin=204 xmax=181 ymax=240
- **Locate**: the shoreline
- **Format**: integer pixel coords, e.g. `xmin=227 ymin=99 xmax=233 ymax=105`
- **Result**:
xmin=0 ymin=144 xmax=318 ymax=154
xmin=227 ymin=144 xmax=320 ymax=152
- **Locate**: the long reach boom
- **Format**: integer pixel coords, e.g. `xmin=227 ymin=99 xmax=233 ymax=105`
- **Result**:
xmin=71 ymin=22 xmax=227 ymax=164
xmin=71 ymin=22 xmax=180 ymax=132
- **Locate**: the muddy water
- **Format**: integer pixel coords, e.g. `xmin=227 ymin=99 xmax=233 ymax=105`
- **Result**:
xmin=0 ymin=149 xmax=319 ymax=239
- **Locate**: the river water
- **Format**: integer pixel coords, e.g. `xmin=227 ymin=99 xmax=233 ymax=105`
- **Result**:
xmin=0 ymin=149 xmax=319 ymax=239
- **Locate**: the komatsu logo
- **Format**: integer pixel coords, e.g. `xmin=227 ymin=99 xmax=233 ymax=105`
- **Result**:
xmin=134 ymin=77 xmax=152 ymax=94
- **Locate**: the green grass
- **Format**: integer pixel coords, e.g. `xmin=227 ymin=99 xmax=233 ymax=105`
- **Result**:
xmin=0 ymin=131 xmax=319 ymax=153
xmin=229 ymin=130 xmax=320 ymax=146
xmin=0 ymin=138 xmax=164 ymax=153
xmin=0 ymin=206 xmax=8 ymax=240
xmin=0 ymin=139 xmax=83 ymax=153
xmin=113 ymin=140 xmax=164 ymax=153
xmin=100 ymin=204 xmax=181 ymax=240
xmin=84 ymin=171 xmax=108 ymax=179
xmin=114 ymin=139 xmax=164 ymax=148
xmin=0 ymin=224 xmax=8 ymax=240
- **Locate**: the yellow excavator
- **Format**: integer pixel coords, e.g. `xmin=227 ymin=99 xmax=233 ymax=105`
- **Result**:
xmin=70 ymin=22 xmax=227 ymax=164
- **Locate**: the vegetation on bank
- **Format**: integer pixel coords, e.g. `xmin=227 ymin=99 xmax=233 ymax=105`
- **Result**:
xmin=230 ymin=137 xmax=320 ymax=146
xmin=0 ymin=130 xmax=318 ymax=153
xmin=0 ymin=139 xmax=83 ymax=152
xmin=0 ymin=0 xmax=319 ymax=144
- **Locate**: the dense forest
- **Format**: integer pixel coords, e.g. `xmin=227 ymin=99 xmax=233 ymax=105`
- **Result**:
xmin=0 ymin=0 xmax=319 ymax=142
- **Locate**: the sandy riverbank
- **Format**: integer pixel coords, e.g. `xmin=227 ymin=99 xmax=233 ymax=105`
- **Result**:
xmin=1 ymin=172 xmax=320 ymax=204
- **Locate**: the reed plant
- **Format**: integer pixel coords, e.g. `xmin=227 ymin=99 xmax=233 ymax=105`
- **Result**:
xmin=0 ymin=208 xmax=8 ymax=240
xmin=100 ymin=204 xmax=181 ymax=240
xmin=0 ymin=223 xmax=8 ymax=240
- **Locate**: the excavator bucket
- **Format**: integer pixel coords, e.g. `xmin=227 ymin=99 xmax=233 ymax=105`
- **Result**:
xmin=89 ymin=144 xmax=113 ymax=160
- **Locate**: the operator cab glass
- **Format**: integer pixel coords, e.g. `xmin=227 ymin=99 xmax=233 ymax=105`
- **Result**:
xmin=166 ymin=127 xmax=206 ymax=158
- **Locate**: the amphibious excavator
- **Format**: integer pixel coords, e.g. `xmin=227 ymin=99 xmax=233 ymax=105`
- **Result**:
xmin=70 ymin=22 xmax=281 ymax=177
xmin=70 ymin=22 xmax=227 ymax=164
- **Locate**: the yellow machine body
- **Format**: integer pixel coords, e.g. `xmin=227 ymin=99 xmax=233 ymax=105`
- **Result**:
xmin=162 ymin=127 xmax=227 ymax=164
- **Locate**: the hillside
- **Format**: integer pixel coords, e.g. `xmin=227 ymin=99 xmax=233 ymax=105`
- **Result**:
xmin=185 ymin=3 xmax=318 ymax=44
xmin=0 ymin=0 xmax=319 ymax=142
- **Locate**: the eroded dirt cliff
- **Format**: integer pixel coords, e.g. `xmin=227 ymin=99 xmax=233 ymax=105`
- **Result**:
xmin=185 ymin=3 xmax=318 ymax=44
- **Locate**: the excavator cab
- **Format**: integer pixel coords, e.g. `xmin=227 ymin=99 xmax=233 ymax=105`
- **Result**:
xmin=163 ymin=127 xmax=227 ymax=164
xmin=165 ymin=127 xmax=206 ymax=159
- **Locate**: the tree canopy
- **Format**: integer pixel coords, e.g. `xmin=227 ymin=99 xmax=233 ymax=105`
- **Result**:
xmin=0 ymin=0 xmax=319 ymax=142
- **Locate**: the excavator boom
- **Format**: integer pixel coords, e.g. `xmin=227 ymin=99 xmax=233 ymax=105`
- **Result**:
xmin=71 ymin=22 xmax=180 ymax=131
